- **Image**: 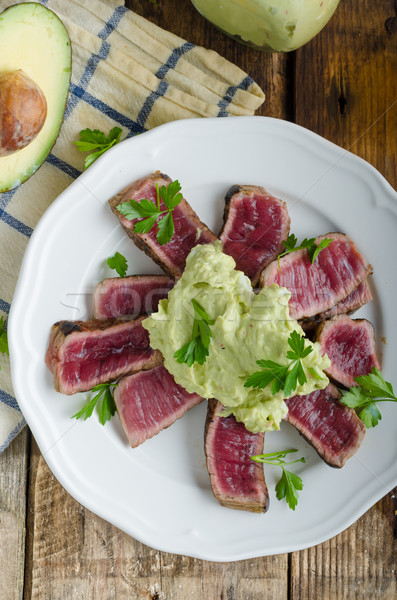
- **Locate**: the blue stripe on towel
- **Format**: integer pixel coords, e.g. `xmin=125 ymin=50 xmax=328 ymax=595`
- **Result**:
xmin=46 ymin=154 xmax=82 ymax=180
xmin=70 ymin=84 xmax=145 ymax=134
xmin=217 ymin=75 xmax=255 ymax=117
xmin=136 ymin=80 xmax=169 ymax=129
xmin=136 ymin=42 xmax=195 ymax=130
xmin=0 ymin=419 xmax=26 ymax=453
xmin=0 ymin=390 xmax=22 ymax=413
xmin=0 ymin=188 xmax=18 ymax=212
xmin=0 ymin=299 xmax=10 ymax=314
xmin=0 ymin=209 xmax=32 ymax=238
xmin=155 ymin=42 xmax=195 ymax=79
xmin=64 ymin=5 xmax=128 ymax=121
xmin=98 ymin=5 xmax=128 ymax=39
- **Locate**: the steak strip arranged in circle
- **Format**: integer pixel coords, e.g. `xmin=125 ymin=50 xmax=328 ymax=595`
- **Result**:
xmin=219 ymin=184 xmax=290 ymax=286
xmin=45 ymin=317 xmax=162 ymax=395
xmin=260 ymin=232 xmax=372 ymax=320
xmin=108 ymin=171 xmax=217 ymax=279
xmin=205 ymin=399 xmax=269 ymax=513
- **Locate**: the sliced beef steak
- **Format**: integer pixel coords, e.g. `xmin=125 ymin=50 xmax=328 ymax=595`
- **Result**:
xmin=46 ymin=317 xmax=161 ymax=395
xmin=109 ymin=172 xmax=216 ymax=279
xmin=94 ymin=274 xmax=174 ymax=320
xmin=260 ymin=233 xmax=372 ymax=320
xmin=114 ymin=365 xmax=203 ymax=447
xmin=205 ymin=399 xmax=269 ymax=513
xmin=219 ymin=185 xmax=290 ymax=286
xmin=315 ymin=315 xmax=380 ymax=388
xmin=320 ymin=279 xmax=372 ymax=320
xmin=285 ymin=384 xmax=365 ymax=468
xmin=299 ymin=279 xmax=372 ymax=337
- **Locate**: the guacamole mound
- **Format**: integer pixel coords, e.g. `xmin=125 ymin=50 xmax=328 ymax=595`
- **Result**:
xmin=143 ymin=242 xmax=330 ymax=432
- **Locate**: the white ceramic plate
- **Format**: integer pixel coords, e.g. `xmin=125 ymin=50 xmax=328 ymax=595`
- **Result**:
xmin=9 ymin=117 xmax=397 ymax=561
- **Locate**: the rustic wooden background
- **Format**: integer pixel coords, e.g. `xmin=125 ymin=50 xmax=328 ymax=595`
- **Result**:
xmin=1 ymin=0 xmax=396 ymax=598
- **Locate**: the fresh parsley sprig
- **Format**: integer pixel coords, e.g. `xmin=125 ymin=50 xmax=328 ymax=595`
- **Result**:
xmin=74 ymin=127 xmax=123 ymax=169
xmin=174 ymin=299 xmax=214 ymax=367
xmin=107 ymin=251 xmax=128 ymax=278
xmin=277 ymin=234 xmax=333 ymax=271
xmin=340 ymin=367 xmax=397 ymax=428
xmin=72 ymin=382 xmax=118 ymax=425
xmin=244 ymin=330 xmax=313 ymax=397
xmin=0 ymin=316 xmax=9 ymax=371
xmin=117 ymin=180 xmax=183 ymax=246
xmin=251 ymin=449 xmax=305 ymax=510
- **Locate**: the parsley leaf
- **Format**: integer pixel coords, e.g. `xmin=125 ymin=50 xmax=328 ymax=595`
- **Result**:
xmin=174 ymin=299 xmax=214 ymax=367
xmin=107 ymin=252 xmax=128 ymax=278
xmin=251 ymin=449 xmax=305 ymax=510
xmin=74 ymin=127 xmax=123 ymax=169
xmin=117 ymin=180 xmax=183 ymax=246
xmin=340 ymin=367 xmax=397 ymax=428
xmin=72 ymin=382 xmax=117 ymax=425
xmin=277 ymin=234 xmax=333 ymax=270
xmin=0 ymin=316 xmax=9 ymax=356
xmin=244 ymin=331 xmax=313 ymax=397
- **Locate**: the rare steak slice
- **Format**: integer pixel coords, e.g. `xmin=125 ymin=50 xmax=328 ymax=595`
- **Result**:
xmin=46 ymin=317 xmax=161 ymax=395
xmin=285 ymin=384 xmax=365 ymax=468
xmin=218 ymin=185 xmax=290 ymax=286
xmin=299 ymin=279 xmax=373 ymax=337
xmin=108 ymin=171 xmax=217 ymax=279
xmin=260 ymin=233 xmax=372 ymax=320
xmin=114 ymin=365 xmax=203 ymax=448
xmin=315 ymin=315 xmax=380 ymax=388
xmin=320 ymin=279 xmax=372 ymax=320
xmin=205 ymin=399 xmax=269 ymax=513
xmin=94 ymin=274 xmax=174 ymax=319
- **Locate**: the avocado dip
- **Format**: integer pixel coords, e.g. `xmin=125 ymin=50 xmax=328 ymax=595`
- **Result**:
xmin=143 ymin=242 xmax=330 ymax=433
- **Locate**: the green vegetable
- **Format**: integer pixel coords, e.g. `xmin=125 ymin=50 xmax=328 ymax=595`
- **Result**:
xmin=0 ymin=316 xmax=9 ymax=370
xmin=0 ymin=316 xmax=9 ymax=356
xmin=340 ymin=367 xmax=397 ymax=428
xmin=174 ymin=299 xmax=214 ymax=367
xmin=74 ymin=127 xmax=123 ymax=169
xmin=116 ymin=180 xmax=183 ymax=246
xmin=277 ymin=234 xmax=333 ymax=270
xmin=244 ymin=330 xmax=313 ymax=397
xmin=107 ymin=251 xmax=128 ymax=278
xmin=251 ymin=449 xmax=305 ymax=510
xmin=72 ymin=382 xmax=117 ymax=425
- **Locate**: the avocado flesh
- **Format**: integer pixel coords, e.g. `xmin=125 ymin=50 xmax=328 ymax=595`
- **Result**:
xmin=0 ymin=2 xmax=71 ymax=192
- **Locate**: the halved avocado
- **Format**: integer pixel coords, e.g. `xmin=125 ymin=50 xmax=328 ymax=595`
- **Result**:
xmin=0 ymin=2 xmax=71 ymax=192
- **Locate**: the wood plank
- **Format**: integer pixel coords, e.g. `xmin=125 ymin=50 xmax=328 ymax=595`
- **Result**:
xmin=0 ymin=428 xmax=28 ymax=600
xmin=292 ymin=1 xmax=397 ymax=597
xmin=25 ymin=438 xmax=288 ymax=600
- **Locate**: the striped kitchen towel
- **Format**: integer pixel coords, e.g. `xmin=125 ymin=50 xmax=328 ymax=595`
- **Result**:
xmin=0 ymin=0 xmax=265 ymax=452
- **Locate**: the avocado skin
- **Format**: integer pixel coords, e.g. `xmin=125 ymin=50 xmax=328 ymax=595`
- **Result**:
xmin=0 ymin=3 xmax=72 ymax=192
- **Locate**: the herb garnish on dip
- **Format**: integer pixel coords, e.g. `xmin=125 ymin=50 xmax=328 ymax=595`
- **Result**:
xmin=143 ymin=242 xmax=330 ymax=432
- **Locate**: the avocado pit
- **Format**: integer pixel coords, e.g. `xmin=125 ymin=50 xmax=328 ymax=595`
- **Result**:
xmin=0 ymin=69 xmax=47 ymax=157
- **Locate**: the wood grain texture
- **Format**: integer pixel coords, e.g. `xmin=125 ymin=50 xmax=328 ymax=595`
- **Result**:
xmin=292 ymin=1 xmax=397 ymax=597
xmin=0 ymin=428 xmax=28 ymax=600
xmin=25 ymin=440 xmax=288 ymax=600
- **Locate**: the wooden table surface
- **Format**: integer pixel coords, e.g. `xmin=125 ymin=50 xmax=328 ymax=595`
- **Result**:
xmin=1 ymin=0 xmax=396 ymax=598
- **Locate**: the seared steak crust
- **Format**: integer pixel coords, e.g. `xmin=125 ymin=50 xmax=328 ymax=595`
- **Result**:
xmin=205 ymin=399 xmax=269 ymax=513
xmin=108 ymin=171 xmax=216 ymax=279
xmin=46 ymin=316 xmax=162 ymax=395
xmin=219 ymin=184 xmax=290 ymax=286
xmin=285 ymin=384 xmax=365 ymax=468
